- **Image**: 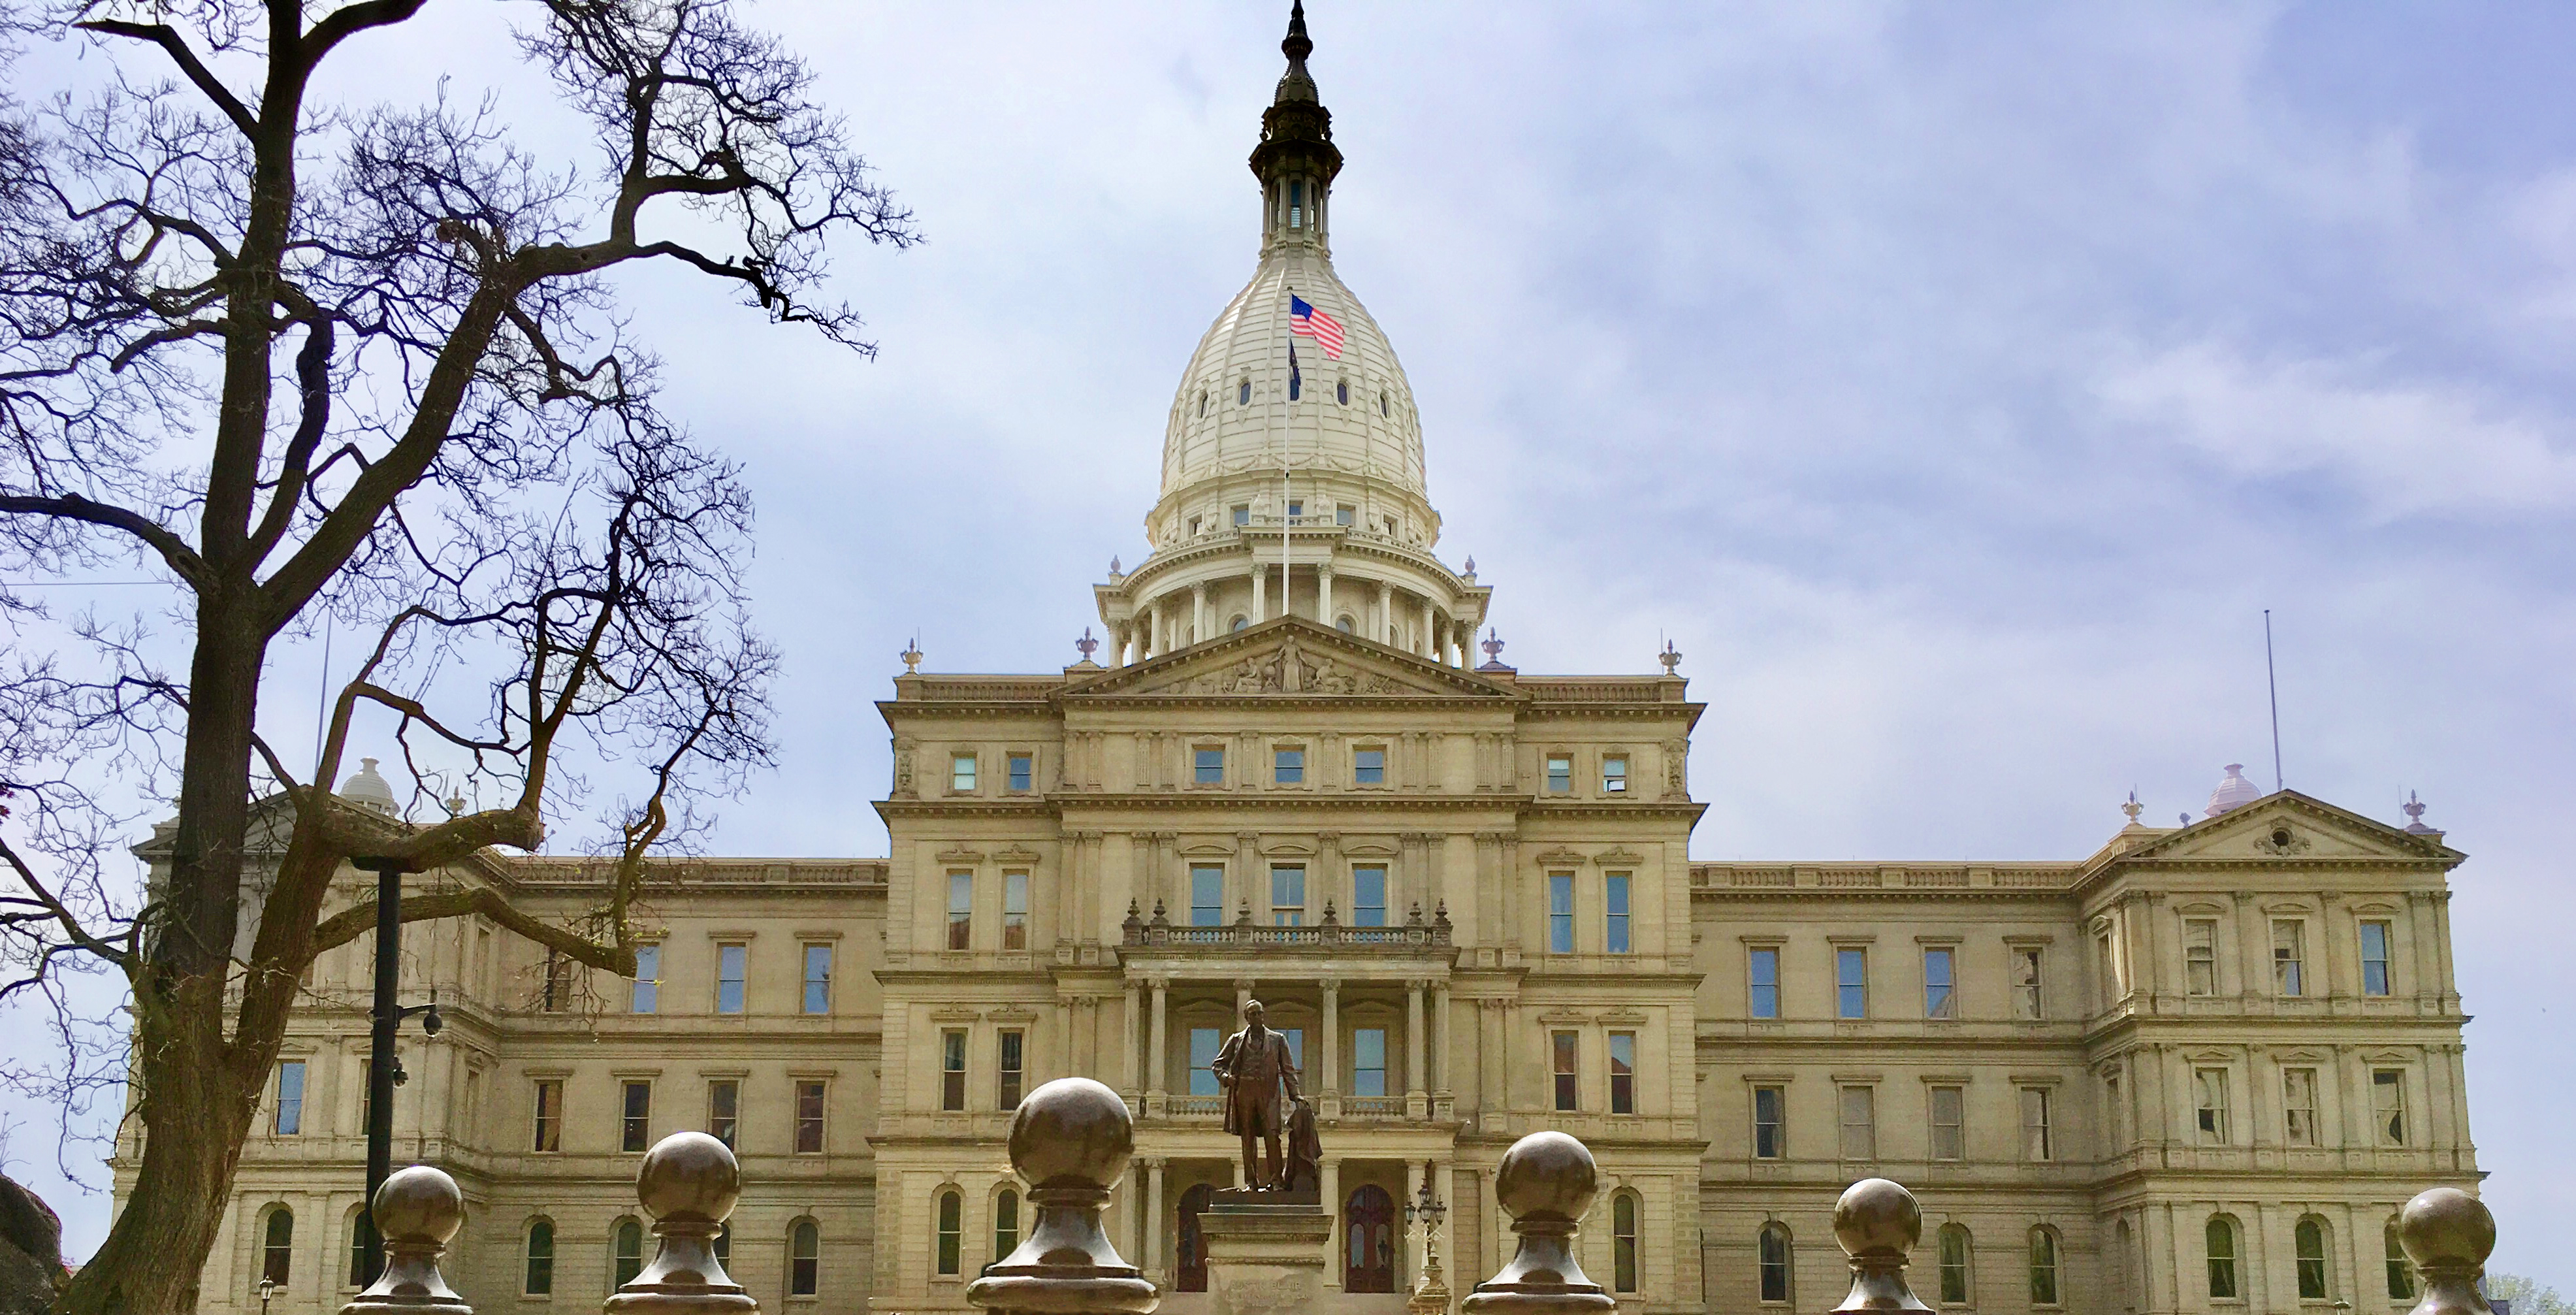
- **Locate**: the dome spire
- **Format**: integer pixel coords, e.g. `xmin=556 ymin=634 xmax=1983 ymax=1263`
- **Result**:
xmin=1278 ymin=1 xmax=1317 ymax=103
xmin=1251 ymin=1 xmax=1341 ymax=253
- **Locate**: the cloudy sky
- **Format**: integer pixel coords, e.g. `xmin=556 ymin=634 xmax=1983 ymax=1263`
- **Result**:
xmin=10 ymin=0 xmax=2576 ymax=1288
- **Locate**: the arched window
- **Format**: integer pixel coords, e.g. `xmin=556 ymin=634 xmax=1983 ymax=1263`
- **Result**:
xmin=613 ymin=1217 xmax=645 ymax=1288
xmin=1336 ymin=380 xmax=1349 ymax=406
xmin=1937 ymin=1224 xmax=1972 ymax=1304
xmin=2295 ymin=1216 xmax=2330 ymax=1300
xmin=1379 ymin=391 xmax=1389 ymax=417
xmin=262 ymin=1206 xmax=294 ymax=1287
xmin=935 ymin=1190 xmax=963 ymax=1276
xmin=1336 ymin=615 xmax=1354 ymax=634
xmin=790 ymin=1218 xmax=820 ymax=1297
xmin=2028 ymin=1226 xmax=2061 ymax=1306
xmin=2206 ymin=1216 xmax=2240 ymax=1300
xmin=1289 ymin=368 xmax=1300 ymax=402
xmin=523 ymin=1218 xmax=555 ymax=1295
xmin=1345 ymin=1185 xmax=1397 ymax=1293
xmin=993 ymin=1190 xmax=1020 ymax=1263
xmin=1758 ymin=1223 xmax=1793 ymax=1304
xmin=347 ymin=1209 xmax=378 ymax=1288
xmin=1239 ymin=378 xmax=1251 ymax=406
xmin=1231 ymin=615 xmax=1249 ymax=632
xmin=1198 ymin=391 xmax=1208 ymax=418
xmin=2384 ymin=1216 xmax=2415 ymax=1300
xmin=1611 ymin=1192 xmax=1639 ymax=1293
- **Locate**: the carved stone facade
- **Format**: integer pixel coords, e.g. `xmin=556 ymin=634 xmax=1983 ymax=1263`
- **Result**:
xmin=120 ymin=10 xmax=2478 ymax=1315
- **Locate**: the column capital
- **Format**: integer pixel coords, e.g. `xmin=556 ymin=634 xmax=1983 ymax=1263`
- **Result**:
xmin=1319 ymin=977 xmax=1342 ymax=994
xmin=1149 ymin=975 xmax=1171 ymax=991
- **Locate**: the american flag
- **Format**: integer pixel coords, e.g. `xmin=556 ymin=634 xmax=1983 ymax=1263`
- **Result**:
xmin=1289 ymin=293 xmax=1344 ymax=359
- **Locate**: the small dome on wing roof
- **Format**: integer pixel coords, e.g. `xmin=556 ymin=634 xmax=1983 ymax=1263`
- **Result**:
xmin=339 ymin=756 xmax=398 ymax=816
xmin=2204 ymin=763 xmax=2262 ymax=817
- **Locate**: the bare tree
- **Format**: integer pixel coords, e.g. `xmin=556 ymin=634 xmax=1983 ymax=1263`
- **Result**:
xmin=0 ymin=2 xmax=916 ymax=1310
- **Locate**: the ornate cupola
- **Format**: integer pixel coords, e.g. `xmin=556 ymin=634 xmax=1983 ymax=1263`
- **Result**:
xmin=1090 ymin=1 xmax=1489 ymax=670
xmin=1251 ymin=1 xmax=1342 ymax=255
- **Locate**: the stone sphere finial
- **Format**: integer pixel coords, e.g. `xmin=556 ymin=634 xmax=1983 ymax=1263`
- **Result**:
xmin=1493 ymin=1131 xmax=1598 ymax=1225
xmin=607 ymin=1133 xmax=754 ymax=1314
xmin=637 ymin=1130 xmax=742 ymax=1224
xmin=1462 ymin=1131 xmax=1615 ymax=1315
xmin=1008 ymin=1077 xmax=1135 ymax=1192
xmin=338 ymin=1165 xmax=470 ymax=1315
xmin=970 ymin=1079 xmax=1157 ymax=1315
xmin=1827 ymin=1179 xmax=1933 ymax=1313
xmin=2398 ymin=1188 xmax=2496 ymax=1315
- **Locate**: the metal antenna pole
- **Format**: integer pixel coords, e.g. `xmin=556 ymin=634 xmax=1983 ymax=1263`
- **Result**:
xmin=2264 ymin=609 xmax=2283 ymax=792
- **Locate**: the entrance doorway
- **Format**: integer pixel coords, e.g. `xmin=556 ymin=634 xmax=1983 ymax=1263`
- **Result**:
xmin=1345 ymin=1184 xmax=1396 ymax=1292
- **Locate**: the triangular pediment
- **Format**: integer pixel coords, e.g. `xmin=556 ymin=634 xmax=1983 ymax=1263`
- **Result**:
xmin=2112 ymin=792 xmax=2458 ymax=865
xmin=1061 ymin=616 xmax=1519 ymax=700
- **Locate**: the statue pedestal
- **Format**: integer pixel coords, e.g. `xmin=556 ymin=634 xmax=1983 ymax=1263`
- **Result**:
xmin=1200 ymin=1201 xmax=1332 ymax=1315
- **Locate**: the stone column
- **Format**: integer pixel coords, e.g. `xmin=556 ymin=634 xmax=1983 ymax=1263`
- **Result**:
xmin=1319 ymin=566 xmax=1336 ymax=628
xmin=1321 ymin=1158 xmax=1344 ymax=1290
xmin=1149 ymin=978 xmax=1169 ymax=1113
xmin=1406 ymin=980 xmax=1428 ymax=1118
xmin=1236 ymin=979 xmax=1255 ymax=1016
xmin=1144 ymin=1158 xmax=1167 ymax=1277
xmin=1377 ymin=580 xmax=1395 ymax=645
xmin=1149 ymin=599 xmax=1166 ymax=658
xmin=1191 ymin=581 xmax=1209 ymax=645
xmin=1123 ymin=985 xmax=1143 ymax=1110
xmin=1253 ymin=562 xmax=1268 ymax=621
xmin=1322 ymin=979 xmax=1342 ymax=1102
xmin=1420 ymin=600 xmax=1436 ymax=657
xmin=1434 ymin=984 xmax=1453 ymax=1100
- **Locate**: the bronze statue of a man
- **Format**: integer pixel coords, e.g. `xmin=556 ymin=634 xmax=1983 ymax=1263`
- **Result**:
xmin=1211 ymin=999 xmax=1304 ymax=1190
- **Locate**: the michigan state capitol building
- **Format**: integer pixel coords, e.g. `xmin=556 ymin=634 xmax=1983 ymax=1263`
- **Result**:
xmin=125 ymin=8 xmax=2483 ymax=1315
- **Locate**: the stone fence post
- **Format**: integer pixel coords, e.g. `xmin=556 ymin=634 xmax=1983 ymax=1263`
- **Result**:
xmin=339 ymin=1165 xmax=470 ymax=1315
xmin=1459 ymin=1131 xmax=1615 ymax=1315
xmin=967 ymin=1077 xmax=1160 ymax=1315
xmin=2398 ymin=1187 xmax=2496 ymax=1315
xmin=605 ymin=1131 xmax=756 ymax=1314
xmin=1824 ymin=1178 xmax=1931 ymax=1313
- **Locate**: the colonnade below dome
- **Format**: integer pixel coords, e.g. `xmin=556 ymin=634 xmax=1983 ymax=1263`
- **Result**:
xmin=1093 ymin=524 xmax=1490 ymax=669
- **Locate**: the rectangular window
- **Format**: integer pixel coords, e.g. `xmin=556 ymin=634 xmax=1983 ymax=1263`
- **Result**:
xmin=2012 ymin=947 xmax=2044 ymax=1019
xmin=1194 ymin=747 xmax=1225 ymax=785
xmin=1547 ymin=873 xmax=1575 ymax=953
xmin=1353 ymin=1028 xmax=1387 ymax=1097
xmin=2184 ymin=917 xmax=2219 ymax=996
xmin=2374 ymin=1069 xmax=2407 ymax=1146
xmin=1270 ymin=866 xmax=1306 ymax=926
xmin=533 ymin=1079 xmax=563 ymax=1152
xmin=1929 ymin=1085 xmax=1964 ymax=1161
xmin=621 ymin=1080 xmax=652 ymax=1152
xmin=1609 ymin=1032 xmax=1636 ymax=1114
xmin=1336 ymin=504 xmax=1355 ymax=527
xmin=1287 ymin=499 xmax=1303 ymax=517
xmin=1353 ymin=747 xmax=1385 ymax=785
xmin=2195 ymin=1068 xmax=2229 ymax=1144
xmin=802 ymin=943 xmax=833 ymax=1015
xmin=1545 ymin=755 xmax=1572 ymax=793
xmin=1602 ymin=755 xmax=1628 ymax=793
xmin=951 ymin=753 xmax=977 ymax=792
xmin=948 ymin=872 xmax=973 ymax=949
xmin=1190 ymin=866 xmax=1225 ymax=926
xmin=941 ymin=1030 xmax=968 ymax=1111
xmin=1604 ymin=874 xmax=1632 ymax=954
xmin=1190 ymin=1028 xmax=1223 ymax=1097
xmin=2273 ymin=919 xmax=2306 ymax=997
xmin=1551 ymin=1031 xmax=1579 ymax=1112
xmin=1274 ymin=746 xmax=1304 ymax=784
xmin=1006 ymin=753 xmax=1033 ymax=792
xmin=2361 ymin=920 xmax=2393 ymax=996
xmin=796 ymin=1080 xmax=826 ymax=1153
xmin=1352 ymin=866 xmax=1388 ymax=927
xmin=1837 ymin=947 xmax=1869 ymax=1019
xmin=1749 ymin=947 xmax=1780 ymax=1019
xmin=1752 ymin=1085 xmax=1786 ymax=1159
xmin=1278 ymin=1028 xmax=1304 ymax=1075
xmin=274 ymin=1061 xmax=306 ymax=1136
xmin=2021 ymin=1086 xmax=2053 ymax=1161
xmin=541 ymin=947 xmax=572 ymax=1012
xmin=1838 ymin=1085 xmax=1876 ymax=1160
xmin=2283 ymin=1068 xmax=2319 ymax=1146
xmin=707 ymin=1079 xmax=739 ymax=1148
xmin=716 ymin=943 xmax=747 ymax=1015
xmin=2097 ymin=932 xmax=2120 ymax=1006
xmin=1924 ymin=947 xmax=1956 ymax=1018
xmin=998 ymin=1030 xmax=1025 ymax=1111
xmin=1232 ymin=504 xmax=1250 ymax=527
xmin=631 ymin=944 xmax=660 ymax=1014
xmin=1003 ymin=872 xmax=1030 ymax=950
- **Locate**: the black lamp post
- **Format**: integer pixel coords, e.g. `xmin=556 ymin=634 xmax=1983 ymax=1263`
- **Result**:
xmin=349 ymin=856 xmax=443 ymax=1285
